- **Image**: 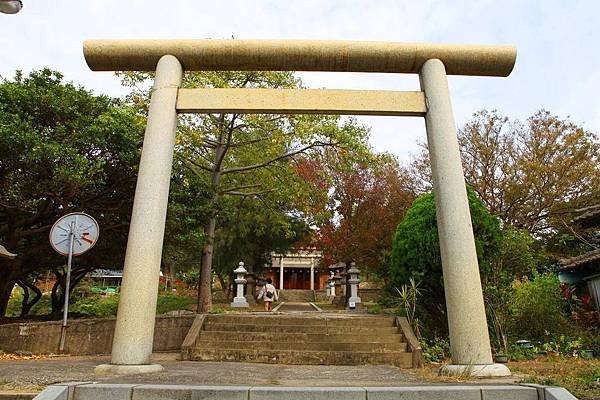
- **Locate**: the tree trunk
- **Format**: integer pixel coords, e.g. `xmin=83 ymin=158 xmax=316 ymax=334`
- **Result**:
xmin=0 ymin=259 xmax=20 ymax=317
xmin=17 ymin=279 xmax=42 ymax=317
xmin=198 ymin=217 xmax=216 ymax=312
xmin=0 ymin=275 xmax=16 ymax=317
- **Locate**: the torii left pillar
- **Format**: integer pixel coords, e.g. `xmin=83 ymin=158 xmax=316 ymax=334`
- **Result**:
xmin=95 ymin=55 xmax=183 ymax=375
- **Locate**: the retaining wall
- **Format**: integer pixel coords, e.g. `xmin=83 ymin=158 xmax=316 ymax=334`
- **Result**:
xmin=0 ymin=314 xmax=195 ymax=355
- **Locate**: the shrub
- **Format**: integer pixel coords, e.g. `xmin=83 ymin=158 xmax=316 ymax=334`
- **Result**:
xmin=5 ymin=289 xmax=23 ymax=317
xmin=510 ymin=272 xmax=571 ymax=341
xmin=421 ymin=337 xmax=451 ymax=363
xmin=70 ymin=295 xmax=120 ymax=318
xmin=389 ymin=187 xmax=502 ymax=336
xmin=155 ymin=294 xmax=195 ymax=315
xmin=389 ymin=187 xmax=502 ymax=300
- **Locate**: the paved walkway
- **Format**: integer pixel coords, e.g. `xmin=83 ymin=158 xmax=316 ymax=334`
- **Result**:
xmin=0 ymin=353 xmax=431 ymax=392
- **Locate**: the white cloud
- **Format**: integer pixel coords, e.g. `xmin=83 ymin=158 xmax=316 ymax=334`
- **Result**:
xmin=1 ymin=0 xmax=598 ymax=161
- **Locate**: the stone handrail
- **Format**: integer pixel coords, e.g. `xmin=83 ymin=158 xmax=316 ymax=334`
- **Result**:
xmin=180 ymin=314 xmax=206 ymax=361
xmin=396 ymin=316 xmax=423 ymax=368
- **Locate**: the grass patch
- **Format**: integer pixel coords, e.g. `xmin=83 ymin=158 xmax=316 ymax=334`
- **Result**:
xmin=512 ymin=356 xmax=600 ymax=399
xmin=417 ymin=357 xmax=600 ymax=399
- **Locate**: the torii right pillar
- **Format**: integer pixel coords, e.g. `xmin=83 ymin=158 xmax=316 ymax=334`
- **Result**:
xmin=420 ymin=58 xmax=510 ymax=377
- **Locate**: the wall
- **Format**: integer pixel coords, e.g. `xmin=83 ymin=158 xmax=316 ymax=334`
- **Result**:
xmin=0 ymin=314 xmax=195 ymax=355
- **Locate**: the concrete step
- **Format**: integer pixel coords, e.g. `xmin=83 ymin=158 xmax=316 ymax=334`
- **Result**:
xmin=197 ymin=330 xmax=404 ymax=343
xmin=204 ymin=315 xmax=394 ymax=327
xmin=202 ymin=322 xmax=398 ymax=335
xmin=195 ymin=340 xmax=408 ymax=352
xmin=191 ymin=348 xmax=412 ymax=367
xmin=278 ymin=289 xmax=315 ymax=302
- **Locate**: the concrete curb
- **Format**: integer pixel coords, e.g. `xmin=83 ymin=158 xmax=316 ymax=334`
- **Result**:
xmin=33 ymin=384 xmax=579 ymax=400
xmin=0 ymin=393 xmax=38 ymax=399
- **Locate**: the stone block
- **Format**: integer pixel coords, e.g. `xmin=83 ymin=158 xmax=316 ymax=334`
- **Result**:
xmin=517 ymin=383 xmax=546 ymax=399
xmin=132 ymin=385 xmax=197 ymax=400
xmin=249 ymin=386 xmax=366 ymax=400
xmin=132 ymin=385 xmax=249 ymax=400
xmin=365 ymin=386 xmax=481 ymax=400
xmin=545 ymin=387 xmax=578 ymax=400
xmin=54 ymin=382 xmax=93 ymax=400
xmin=193 ymin=386 xmax=250 ymax=400
xmin=481 ymin=385 xmax=538 ymax=400
xmin=74 ymin=384 xmax=136 ymax=400
xmin=33 ymin=385 xmax=68 ymax=400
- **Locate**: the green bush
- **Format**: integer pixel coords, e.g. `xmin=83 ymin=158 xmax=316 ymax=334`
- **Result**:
xmin=508 ymin=346 xmax=538 ymax=361
xmin=421 ymin=337 xmax=451 ymax=363
xmin=388 ymin=187 xmax=502 ymax=337
xmin=70 ymin=295 xmax=120 ymax=318
xmin=541 ymin=335 xmax=584 ymax=357
xmin=5 ymin=288 xmax=23 ymax=317
xmin=155 ymin=295 xmax=195 ymax=315
xmin=510 ymin=272 xmax=571 ymax=342
xmin=389 ymin=187 xmax=502 ymax=299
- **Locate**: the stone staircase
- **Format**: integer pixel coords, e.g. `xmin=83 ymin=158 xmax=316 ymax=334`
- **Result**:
xmin=185 ymin=314 xmax=413 ymax=367
xmin=278 ymin=289 xmax=315 ymax=302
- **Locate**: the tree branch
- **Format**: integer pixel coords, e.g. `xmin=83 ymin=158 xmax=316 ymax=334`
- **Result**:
xmin=219 ymin=184 xmax=262 ymax=194
xmin=221 ymin=141 xmax=335 ymax=175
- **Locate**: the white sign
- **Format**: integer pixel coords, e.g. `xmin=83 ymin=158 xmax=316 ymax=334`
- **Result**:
xmin=49 ymin=212 xmax=99 ymax=256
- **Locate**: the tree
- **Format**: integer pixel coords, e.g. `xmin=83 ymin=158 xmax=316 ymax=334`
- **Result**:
xmin=121 ymin=70 xmax=369 ymax=311
xmin=409 ymin=110 xmax=600 ymax=241
xmin=389 ymin=187 xmax=502 ymax=332
xmin=298 ymin=149 xmax=415 ymax=280
xmin=0 ymin=69 xmax=145 ymax=317
xmin=212 ymin=195 xmax=311 ymax=297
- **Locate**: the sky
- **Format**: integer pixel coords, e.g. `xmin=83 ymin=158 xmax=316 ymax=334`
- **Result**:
xmin=1 ymin=0 xmax=599 ymax=161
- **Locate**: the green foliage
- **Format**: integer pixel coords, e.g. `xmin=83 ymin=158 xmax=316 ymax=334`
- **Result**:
xmin=5 ymin=289 xmax=23 ymax=317
xmin=421 ymin=337 xmax=451 ymax=363
xmin=69 ymin=294 xmax=195 ymax=318
xmin=155 ymin=295 xmax=195 ymax=315
xmin=510 ymin=272 xmax=570 ymax=342
xmin=70 ymin=295 xmax=120 ymax=318
xmin=388 ymin=187 xmax=502 ymax=334
xmin=392 ymin=278 xmax=422 ymax=338
xmin=508 ymin=346 xmax=538 ymax=361
xmin=485 ymin=227 xmax=543 ymax=353
xmin=0 ymin=68 xmax=145 ymax=316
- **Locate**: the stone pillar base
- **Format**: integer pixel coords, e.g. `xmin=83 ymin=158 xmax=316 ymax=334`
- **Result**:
xmin=440 ymin=363 xmax=511 ymax=377
xmin=231 ymin=297 xmax=249 ymax=308
xmin=94 ymin=364 xmax=165 ymax=375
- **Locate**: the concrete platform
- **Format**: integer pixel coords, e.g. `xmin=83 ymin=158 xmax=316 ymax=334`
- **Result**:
xmin=34 ymin=383 xmax=577 ymax=400
xmin=0 ymin=353 xmax=577 ymax=400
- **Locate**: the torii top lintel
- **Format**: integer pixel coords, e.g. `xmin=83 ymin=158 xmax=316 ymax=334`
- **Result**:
xmin=83 ymin=39 xmax=516 ymax=77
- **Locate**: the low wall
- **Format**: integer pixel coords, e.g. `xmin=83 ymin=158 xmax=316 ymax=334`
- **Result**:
xmin=0 ymin=314 xmax=195 ymax=355
xmin=358 ymin=288 xmax=382 ymax=302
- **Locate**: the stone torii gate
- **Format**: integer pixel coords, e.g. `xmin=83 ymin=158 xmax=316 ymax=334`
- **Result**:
xmin=85 ymin=39 xmax=516 ymax=377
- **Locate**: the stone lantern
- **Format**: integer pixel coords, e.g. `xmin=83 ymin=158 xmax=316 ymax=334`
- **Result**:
xmin=347 ymin=262 xmax=362 ymax=310
xmin=231 ymin=262 xmax=249 ymax=308
xmin=326 ymin=271 xmax=334 ymax=297
xmin=332 ymin=271 xmax=342 ymax=298
xmin=246 ymin=272 xmax=257 ymax=302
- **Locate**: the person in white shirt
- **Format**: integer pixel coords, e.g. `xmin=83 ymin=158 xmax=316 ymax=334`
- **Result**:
xmin=258 ymin=277 xmax=278 ymax=311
